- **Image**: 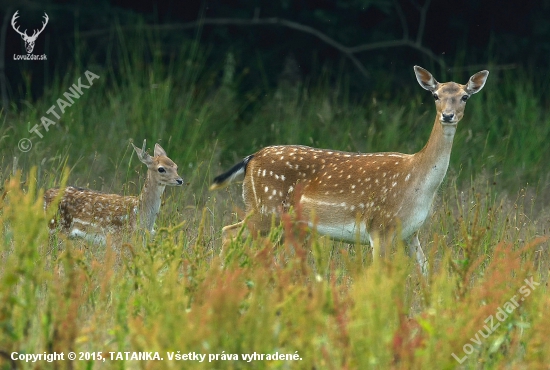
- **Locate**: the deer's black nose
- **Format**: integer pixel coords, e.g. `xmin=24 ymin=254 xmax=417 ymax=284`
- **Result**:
xmin=442 ymin=113 xmax=454 ymax=122
xmin=176 ymin=178 xmax=184 ymax=185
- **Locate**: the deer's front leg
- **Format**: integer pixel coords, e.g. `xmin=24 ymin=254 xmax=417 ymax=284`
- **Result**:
xmin=369 ymin=232 xmax=385 ymax=265
xmin=406 ymin=233 xmax=428 ymax=275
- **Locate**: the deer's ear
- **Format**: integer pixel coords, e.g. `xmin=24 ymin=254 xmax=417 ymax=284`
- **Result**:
xmin=466 ymin=70 xmax=489 ymax=95
xmin=414 ymin=65 xmax=439 ymax=92
xmin=132 ymin=140 xmax=153 ymax=165
xmin=154 ymin=143 xmax=167 ymax=157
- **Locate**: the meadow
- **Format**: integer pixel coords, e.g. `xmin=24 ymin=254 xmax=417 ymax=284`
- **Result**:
xmin=1 ymin=33 xmax=550 ymax=369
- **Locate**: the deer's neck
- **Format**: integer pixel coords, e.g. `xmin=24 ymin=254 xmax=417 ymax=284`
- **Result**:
xmin=138 ymin=172 xmax=165 ymax=232
xmin=414 ymin=116 xmax=456 ymax=193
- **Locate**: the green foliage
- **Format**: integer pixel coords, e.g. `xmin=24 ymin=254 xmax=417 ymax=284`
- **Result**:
xmin=1 ymin=166 xmax=549 ymax=369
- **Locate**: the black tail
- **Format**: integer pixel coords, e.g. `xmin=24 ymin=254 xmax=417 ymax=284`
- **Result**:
xmin=210 ymin=155 xmax=254 ymax=190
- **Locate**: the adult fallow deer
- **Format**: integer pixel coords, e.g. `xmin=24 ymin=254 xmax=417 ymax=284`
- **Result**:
xmin=211 ymin=66 xmax=489 ymax=273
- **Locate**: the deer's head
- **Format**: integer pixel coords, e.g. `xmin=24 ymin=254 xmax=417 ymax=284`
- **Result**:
xmin=132 ymin=140 xmax=184 ymax=187
xmin=414 ymin=66 xmax=489 ymax=130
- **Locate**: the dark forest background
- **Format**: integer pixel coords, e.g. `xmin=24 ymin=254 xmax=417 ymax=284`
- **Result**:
xmin=1 ymin=0 xmax=549 ymax=193
xmin=0 ymin=0 xmax=547 ymax=103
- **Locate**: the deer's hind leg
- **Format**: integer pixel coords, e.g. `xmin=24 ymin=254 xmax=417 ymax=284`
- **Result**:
xmin=221 ymin=211 xmax=274 ymax=248
xmin=221 ymin=221 xmax=244 ymax=248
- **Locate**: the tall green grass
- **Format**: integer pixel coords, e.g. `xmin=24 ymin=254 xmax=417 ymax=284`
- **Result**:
xmin=1 ymin=26 xmax=550 ymax=369
xmin=1 ymin=169 xmax=549 ymax=369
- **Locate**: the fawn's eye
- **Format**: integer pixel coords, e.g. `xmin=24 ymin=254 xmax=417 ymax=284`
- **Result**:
xmin=461 ymin=95 xmax=469 ymax=102
xmin=158 ymin=167 xmax=166 ymax=173
xmin=433 ymin=93 xmax=439 ymax=101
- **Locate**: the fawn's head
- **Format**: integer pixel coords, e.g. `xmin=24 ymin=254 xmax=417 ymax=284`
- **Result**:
xmin=132 ymin=140 xmax=184 ymax=186
xmin=414 ymin=66 xmax=488 ymax=128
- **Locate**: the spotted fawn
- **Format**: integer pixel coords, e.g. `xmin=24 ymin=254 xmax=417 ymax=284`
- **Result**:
xmin=44 ymin=140 xmax=183 ymax=244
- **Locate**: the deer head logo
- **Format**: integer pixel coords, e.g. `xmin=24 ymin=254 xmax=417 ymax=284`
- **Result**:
xmin=11 ymin=11 xmax=49 ymax=54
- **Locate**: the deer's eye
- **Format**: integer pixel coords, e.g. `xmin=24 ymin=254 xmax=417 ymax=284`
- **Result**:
xmin=461 ymin=95 xmax=469 ymax=102
xmin=433 ymin=93 xmax=439 ymax=101
xmin=158 ymin=167 xmax=166 ymax=173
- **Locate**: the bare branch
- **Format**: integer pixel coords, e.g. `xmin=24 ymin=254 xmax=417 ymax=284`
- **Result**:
xmin=348 ymin=39 xmax=409 ymax=53
xmin=80 ymin=17 xmax=370 ymax=78
xmin=416 ymin=0 xmax=432 ymax=45
xmin=171 ymin=17 xmax=358 ymax=54
xmin=393 ymin=0 xmax=409 ymax=40
xmin=345 ymin=53 xmax=371 ymax=80
xmin=78 ymin=10 xmax=445 ymax=79
xmin=407 ymin=38 xmax=445 ymax=69
xmin=349 ymin=39 xmax=445 ymax=69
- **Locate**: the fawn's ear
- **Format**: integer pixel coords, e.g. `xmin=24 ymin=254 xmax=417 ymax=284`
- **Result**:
xmin=154 ymin=143 xmax=167 ymax=157
xmin=132 ymin=140 xmax=153 ymax=166
xmin=414 ymin=65 xmax=439 ymax=92
xmin=466 ymin=70 xmax=489 ymax=95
